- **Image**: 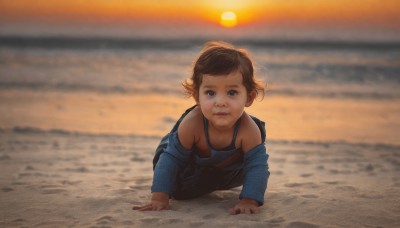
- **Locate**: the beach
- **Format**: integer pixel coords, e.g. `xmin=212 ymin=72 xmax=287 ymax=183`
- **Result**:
xmin=1 ymin=38 xmax=400 ymax=227
xmin=1 ymin=126 xmax=399 ymax=227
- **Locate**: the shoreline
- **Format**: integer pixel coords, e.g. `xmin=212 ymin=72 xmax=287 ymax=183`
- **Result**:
xmin=3 ymin=126 xmax=400 ymax=150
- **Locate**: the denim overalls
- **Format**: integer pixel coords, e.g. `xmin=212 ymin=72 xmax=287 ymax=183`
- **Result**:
xmin=152 ymin=105 xmax=269 ymax=205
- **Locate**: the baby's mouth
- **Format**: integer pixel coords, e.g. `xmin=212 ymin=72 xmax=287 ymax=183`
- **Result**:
xmin=214 ymin=112 xmax=229 ymax=116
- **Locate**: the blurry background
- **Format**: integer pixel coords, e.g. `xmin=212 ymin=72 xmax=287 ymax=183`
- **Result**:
xmin=1 ymin=0 xmax=400 ymax=145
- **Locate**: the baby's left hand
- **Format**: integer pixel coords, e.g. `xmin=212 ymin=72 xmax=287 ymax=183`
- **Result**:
xmin=229 ymin=198 xmax=260 ymax=215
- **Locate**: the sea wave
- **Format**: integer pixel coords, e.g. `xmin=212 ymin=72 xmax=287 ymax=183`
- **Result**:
xmin=0 ymin=82 xmax=182 ymax=95
xmin=0 ymin=81 xmax=398 ymax=100
xmin=4 ymin=126 xmax=400 ymax=150
xmin=266 ymin=63 xmax=400 ymax=84
xmin=1 ymin=36 xmax=400 ymax=51
xmin=7 ymin=126 xmax=159 ymax=139
xmin=1 ymin=36 xmax=399 ymax=100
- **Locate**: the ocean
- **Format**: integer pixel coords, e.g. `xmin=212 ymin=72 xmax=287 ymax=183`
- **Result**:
xmin=1 ymin=36 xmax=400 ymax=145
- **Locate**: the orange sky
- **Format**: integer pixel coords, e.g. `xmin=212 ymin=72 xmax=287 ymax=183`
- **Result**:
xmin=0 ymin=0 xmax=399 ymax=38
xmin=1 ymin=0 xmax=399 ymax=26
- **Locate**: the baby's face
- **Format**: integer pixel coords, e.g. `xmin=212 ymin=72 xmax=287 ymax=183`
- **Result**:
xmin=198 ymin=70 xmax=250 ymax=130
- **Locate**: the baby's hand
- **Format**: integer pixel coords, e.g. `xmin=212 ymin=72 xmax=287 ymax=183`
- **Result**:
xmin=229 ymin=198 xmax=260 ymax=215
xmin=132 ymin=192 xmax=170 ymax=211
xmin=132 ymin=200 xmax=169 ymax=211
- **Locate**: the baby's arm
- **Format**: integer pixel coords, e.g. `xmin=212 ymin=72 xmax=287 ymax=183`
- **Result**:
xmin=237 ymin=144 xmax=269 ymax=209
xmin=229 ymin=144 xmax=269 ymax=214
xmin=138 ymin=132 xmax=192 ymax=211
xmin=133 ymin=110 xmax=198 ymax=211
xmin=230 ymin=115 xmax=269 ymax=214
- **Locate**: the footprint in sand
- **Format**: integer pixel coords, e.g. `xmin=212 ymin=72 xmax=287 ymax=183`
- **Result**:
xmin=122 ymin=220 xmax=134 ymax=225
xmin=284 ymin=183 xmax=303 ymax=188
xmin=112 ymin=189 xmax=136 ymax=195
xmin=17 ymin=172 xmax=48 ymax=178
xmin=134 ymin=177 xmax=152 ymax=185
xmin=0 ymin=154 xmax=11 ymax=160
xmin=39 ymin=184 xmax=68 ymax=194
xmin=96 ymin=215 xmax=116 ymax=226
xmin=64 ymin=166 xmax=89 ymax=172
xmin=266 ymin=217 xmax=285 ymax=226
xmin=335 ymin=186 xmax=357 ymax=192
xmin=301 ymin=194 xmax=319 ymax=199
xmin=52 ymin=141 xmax=60 ymax=150
xmin=357 ymin=193 xmax=384 ymax=199
xmin=130 ymin=155 xmax=146 ymax=162
xmin=284 ymin=182 xmax=319 ymax=189
xmin=11 ymin=218 xmax=27 ymax=224
xmin=129 ymin=185 xmax=150 ymax=191
xmin=2 ymin=187 xmax=14 ymax=192
xmin=202 ymin=213 xmax=218 ymax=219
xmin=25 ymin=165 xmax=35 ymax=171
xmin=300 ymin=173 xmax=313 ymax=178
xmin=293 ymin=159 xmax=311 ymax=165
xmin=323 ymin=181 xmax=340 ymax=185
xmin=61 ymin=180 xmax=82 ymax=186
xmin=166 ymin=218 xmax=183 ymax=224
xmin=282 ymin=196 xmax=299 ymax=205
xmin=329 ymin=169 xmax=339 ymax=174
xmin=41 ymin=189 xmax=67 ymax=194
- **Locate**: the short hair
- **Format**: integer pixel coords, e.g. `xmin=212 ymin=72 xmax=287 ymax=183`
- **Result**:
xmin=183 ymin=41 xmax=265 ymax=100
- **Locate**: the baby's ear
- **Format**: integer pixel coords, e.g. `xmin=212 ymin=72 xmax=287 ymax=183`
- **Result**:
xmin=245 ymin=91 xmax=257 ymax=107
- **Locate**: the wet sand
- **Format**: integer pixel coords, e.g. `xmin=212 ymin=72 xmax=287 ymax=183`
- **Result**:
xmin=1 ymin=89 xmax=399 ymax=145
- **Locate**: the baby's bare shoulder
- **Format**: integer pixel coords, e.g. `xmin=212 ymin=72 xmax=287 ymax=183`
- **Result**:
xmin=239 ymin=113 xmax=262 ymax=153
xmin=177 ymin=106 xmax=203 ymax=149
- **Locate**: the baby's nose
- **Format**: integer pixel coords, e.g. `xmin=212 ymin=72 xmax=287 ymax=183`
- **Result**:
xmin=215 ymin=95 xmax=227 ymax=106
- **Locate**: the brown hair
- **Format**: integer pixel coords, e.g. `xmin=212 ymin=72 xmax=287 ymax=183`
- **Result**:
xmin=183 ymin=41 xmax=265 ymax=100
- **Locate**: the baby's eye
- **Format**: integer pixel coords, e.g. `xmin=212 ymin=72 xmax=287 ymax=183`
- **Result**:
xmin=227 ymin=90 xmax=238 ymax=96
xmin=205 ymin=90 xmax=215 ymax=96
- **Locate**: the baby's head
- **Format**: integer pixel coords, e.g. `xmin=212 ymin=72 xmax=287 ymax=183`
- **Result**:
xmin=183 ymin=41 xmax=265 ymax=101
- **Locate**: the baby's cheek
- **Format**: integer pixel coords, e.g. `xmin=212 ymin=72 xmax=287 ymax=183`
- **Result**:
xmin=201 ymin=100 xmax=214 ymax=110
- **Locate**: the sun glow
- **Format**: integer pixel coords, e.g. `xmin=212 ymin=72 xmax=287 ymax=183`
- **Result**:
xmin=1 ymin=1 xmax=399 ymax=34
xmin=220 ymin=11 xmax=237 ymax=28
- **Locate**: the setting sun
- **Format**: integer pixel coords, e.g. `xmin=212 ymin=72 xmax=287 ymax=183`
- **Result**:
xmin=220 ymin=11 xmax=237 ymax=28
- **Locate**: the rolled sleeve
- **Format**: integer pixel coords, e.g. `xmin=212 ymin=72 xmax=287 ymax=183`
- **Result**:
xmin=151 ymin=132 xmax=193 ymax=193
xmin=239 ymin=144 xmax=270 ymax=205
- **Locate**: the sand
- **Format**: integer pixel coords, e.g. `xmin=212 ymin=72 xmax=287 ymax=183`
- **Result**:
xmin=1 ymin=128 xmax=399 ymax=227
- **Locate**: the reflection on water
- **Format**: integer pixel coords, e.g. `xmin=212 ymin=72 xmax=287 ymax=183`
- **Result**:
xmin=1 ymin=90 xmax=399 ymax=146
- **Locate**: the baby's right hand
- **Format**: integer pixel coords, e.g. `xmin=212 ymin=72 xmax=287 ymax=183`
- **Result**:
xmin=132 ymin=192 xmax=170 ymax=211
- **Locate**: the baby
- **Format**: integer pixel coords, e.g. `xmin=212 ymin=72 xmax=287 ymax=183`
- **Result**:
xmin=133 ymin=41 xmax=270 ymax=215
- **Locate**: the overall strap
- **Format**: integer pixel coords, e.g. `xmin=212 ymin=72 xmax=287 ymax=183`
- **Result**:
xmin=230 ymin=117 xmax=241 ymax=147
xmin=203 ymin=116 xmax=241 ymax=150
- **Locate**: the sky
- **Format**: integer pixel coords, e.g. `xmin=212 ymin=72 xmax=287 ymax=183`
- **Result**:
xmin=1 ymin=0 xmax=399 ymax=41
